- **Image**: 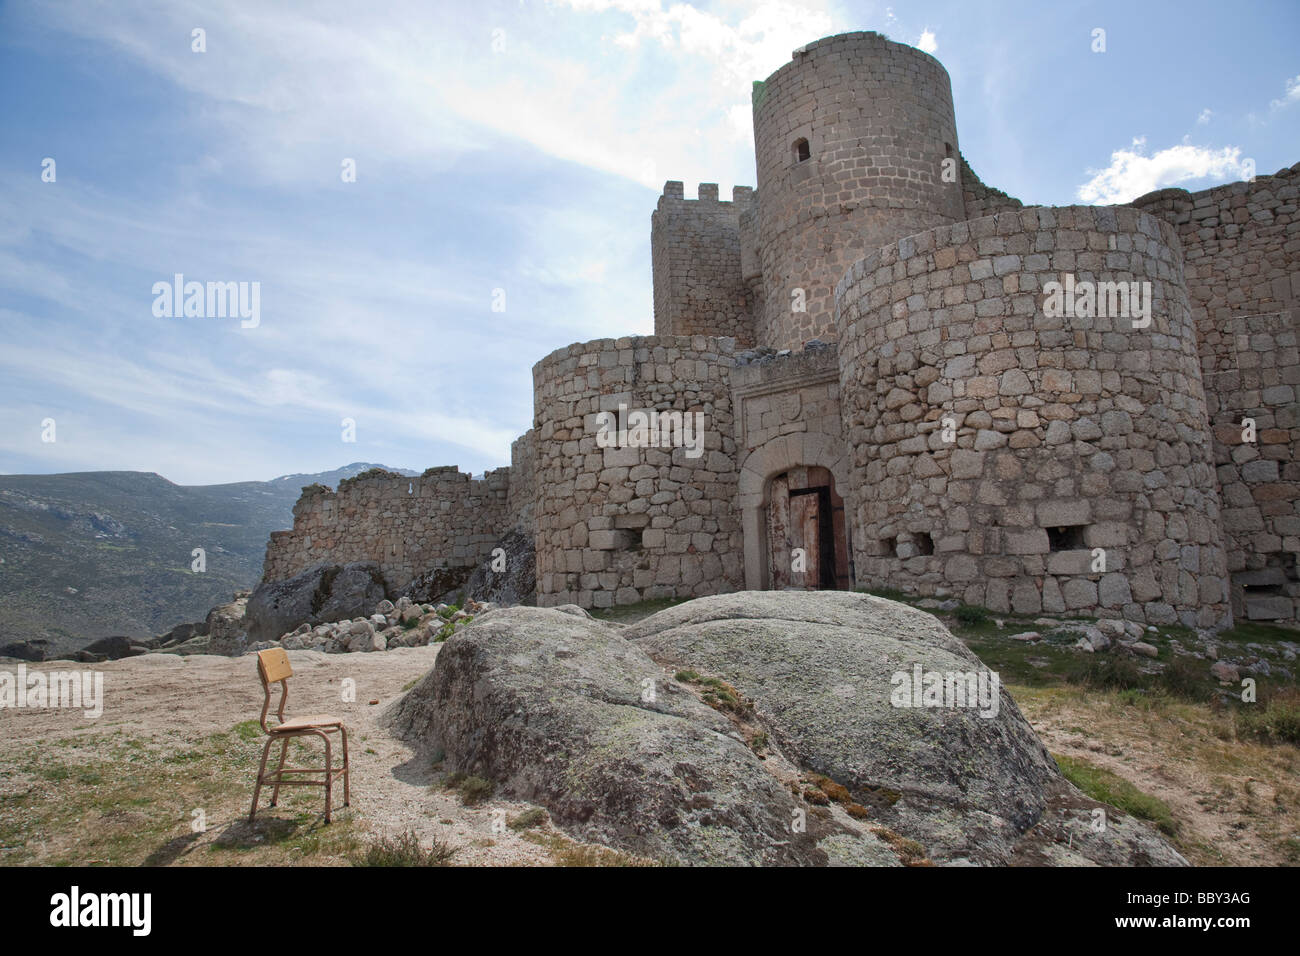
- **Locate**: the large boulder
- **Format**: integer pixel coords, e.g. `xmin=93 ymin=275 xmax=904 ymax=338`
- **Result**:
xmin=459 ymin=527 xmax=536 ymax=607
xmin=386 ymin=606 xmax=879 ymax=866
xmin=391 ymin=592 xmax=1186 ymax=866
xmin=243 ymin=562 xmax=389 ymax=644
xmin=80 ymin=636 xmax=146 ymax=661
xmin=0 ymin=639 xmax=52 ymax=662
xmin=623 ymin=591 xmax=1186 ymax=866
xmin=398 ymin=567 xmax=473 ymax=605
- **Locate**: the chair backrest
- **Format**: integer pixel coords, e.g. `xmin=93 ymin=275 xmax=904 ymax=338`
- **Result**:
xmin=256 ymin=648 xmax=293 ymax=732
xmin=257 ymin=648 xmax=293 ymax=685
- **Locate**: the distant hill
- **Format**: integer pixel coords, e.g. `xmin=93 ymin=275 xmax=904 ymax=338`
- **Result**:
xmin=0 ymin=463 xmax=417 ymax=654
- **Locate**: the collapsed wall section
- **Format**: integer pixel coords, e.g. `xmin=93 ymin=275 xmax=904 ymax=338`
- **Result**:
xmin=531 ymin=335 xmax=745 ymax=607
xmin=262 ymin=466 xmax=510 ymax=590
xmin=834 ymin=206 xmax=1231 ymax=628
xmin=961 ymin=154 xmax=1025 ymax=221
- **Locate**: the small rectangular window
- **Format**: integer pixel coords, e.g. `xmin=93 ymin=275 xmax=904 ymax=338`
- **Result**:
xmin=1047 ymin=525 xmax=1086 ymax=551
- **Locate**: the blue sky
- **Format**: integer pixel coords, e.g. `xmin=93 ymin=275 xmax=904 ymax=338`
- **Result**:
xmin=1 ymin=0 xmax=1296 ymax=485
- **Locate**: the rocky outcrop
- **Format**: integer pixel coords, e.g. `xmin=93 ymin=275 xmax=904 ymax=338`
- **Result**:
xmin=386 ymin=606 xmax=866 ymax=866
xmin=0 ymin=639 xmax=53 ymax=662
xmin=389 ymin=592 xmax=1187 ymax=867
xmin=243 ymin=562 xmax=389 ymax=644
xmin=624 ymin=591 xmax=1185 ymax=865
xmin=459 ymin=527 xmax=536 ymax=607
xmin=398 ymin=566 xmax=473 ymax=605
xmin=277 ymin=597 xmax=484 ymax=654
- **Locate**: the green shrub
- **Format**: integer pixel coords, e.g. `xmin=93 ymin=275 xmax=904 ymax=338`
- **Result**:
xmin=355 ymin=829 xmax=455 ymax=866
xmin=454 ymin=774 xmax=494 ymax=806
xmin=508 ymin=808 xmax=548 ymax=830
xmin=954 ymin=604 xmax=989 ymax=627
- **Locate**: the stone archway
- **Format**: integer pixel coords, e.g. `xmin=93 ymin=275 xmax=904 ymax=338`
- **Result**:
xmin=737 ymin=432 xmax=853 ymax=591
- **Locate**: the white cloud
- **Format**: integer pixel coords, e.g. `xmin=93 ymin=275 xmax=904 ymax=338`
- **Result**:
xmin=19 ymin=0 xmax=838 ymax=195
xmin=1270 ymin=74 xmax=1300 ymax=111
xmin=1196 ymin=108 xmax=1213 ymax=125
xmin=916 ymin=29 xmax=937 ymax=54
xmin=1077 ymin=140 xmax=1250 ymax=204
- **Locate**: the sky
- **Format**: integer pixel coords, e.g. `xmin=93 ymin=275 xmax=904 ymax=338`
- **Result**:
xmin=1 ymin=0 xmax=1296 ymax=485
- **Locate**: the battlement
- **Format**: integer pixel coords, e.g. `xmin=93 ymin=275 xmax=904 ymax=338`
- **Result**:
xmin=657 ymin=181 xmax=755 ymax=208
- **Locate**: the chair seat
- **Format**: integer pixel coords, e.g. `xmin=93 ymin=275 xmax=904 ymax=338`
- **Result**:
xmin=270 ymin=714 xmax=345 ymax=732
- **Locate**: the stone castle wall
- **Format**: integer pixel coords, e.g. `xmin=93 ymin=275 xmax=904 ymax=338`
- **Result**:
xmin=834 ymin=206 xmax=1231 ymax=628
xmin=530 ymin=335 xmax=745 ymax=607
xmin=1131 ymin=164 xmax=1300 ymax=621
xmin=1203 ymin=309 xmax=1300 ymax=620
xmin=1130 ymin=164 xmax=1299 ymax=335
xmin=508 ymin=429 xmax=538 ymax=531
xmin=651 ymin=183 xmax=756 ymax=346
xmin=751 ymin=32 xmax=965 ymax=350
xmin=262 ymin=467 xmax=509 ymax=589
xmin=961 ymin=156 xmax=1025 ymax=221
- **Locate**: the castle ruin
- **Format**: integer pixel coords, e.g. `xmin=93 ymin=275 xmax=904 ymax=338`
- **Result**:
xmin=261 ymin=32 xmax=1300 ymax=630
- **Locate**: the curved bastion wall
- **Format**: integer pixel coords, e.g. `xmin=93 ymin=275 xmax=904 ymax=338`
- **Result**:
xmin=531 ymin=335 xmax=746 ymax=608
xmin=833 ymin=206 xmax=1231 ymax=628
xmin=752 ymin=31 xmax=964 ymax=351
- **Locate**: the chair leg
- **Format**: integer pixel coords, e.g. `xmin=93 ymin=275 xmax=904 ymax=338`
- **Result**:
xmin=249 ymin=738 xmax=274 ymax=823
xmin=269 ymin=738 xmax=290 ymax=806
xmin=322 ymin=733 xmax=333 ymax=824
xmin=340 ymin=725 xmax=350 ymax=807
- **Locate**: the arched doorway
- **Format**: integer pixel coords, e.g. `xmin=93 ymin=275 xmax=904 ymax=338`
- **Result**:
xmin=766 ymin=466 xmax=851 ymax=590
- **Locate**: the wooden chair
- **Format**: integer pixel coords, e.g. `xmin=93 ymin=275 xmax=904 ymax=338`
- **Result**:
xmin=249 ymin=648 xmax=350 ymax=824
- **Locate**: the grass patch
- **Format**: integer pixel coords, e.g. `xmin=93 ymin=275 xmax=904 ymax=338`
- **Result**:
xmin=1054 ymin=753 xmax=1179 ymax=836
xmin=508 ymin=808 xmax=548 ymax=831
xmin=674 ymin=670 xmax=751 ymax=716
xmin=857 ymin=586 xmax=911 ymax=602
xmin=519 ymin=830 xmax=657 ymax=866
xmin=354 ymin=829 xmax=455 ymax=866
xmin=589 ymin=597 xmax=688 ymax=625
xmin=1236 ymin=687 xmax=1300 ymax=746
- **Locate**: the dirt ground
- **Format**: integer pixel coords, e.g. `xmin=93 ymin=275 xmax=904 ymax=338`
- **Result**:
xmin=1013 ymin=686 xmax=1300 ymax=866
xmin=0 ymin=647 xmax=620 ymax=866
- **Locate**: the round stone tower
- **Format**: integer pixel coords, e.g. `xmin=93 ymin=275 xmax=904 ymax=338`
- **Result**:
xmin=753 ymin=32 xmax=965 ymax=351
xmin=834 ymin=206 xmax=1231 ymax=629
